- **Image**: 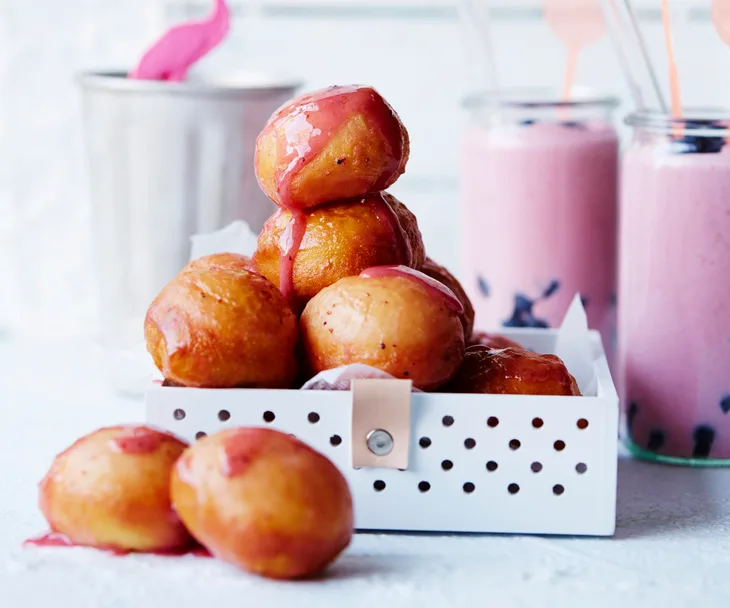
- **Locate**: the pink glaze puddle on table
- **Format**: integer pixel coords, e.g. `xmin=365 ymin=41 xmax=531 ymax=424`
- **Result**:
xmin=24 ymin=532 xmax=211 ymax=557
xmin=258 ymin=85 xmax=405 ymax=209
xmin=130 ymin=0 xmax=231 ymax=82
xmin=25 ymin=532 xmax=76 ymax=549
xmin=360 ymin=265 xmax=464 ymax=315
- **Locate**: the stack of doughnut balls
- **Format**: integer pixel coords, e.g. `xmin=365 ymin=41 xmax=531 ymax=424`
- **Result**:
xmin=34 ymin=86 xmax=580 ymax=579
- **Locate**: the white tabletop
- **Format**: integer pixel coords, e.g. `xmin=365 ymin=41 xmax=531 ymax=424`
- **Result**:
xmin=3 ymin=336 xmax=730 ymax=608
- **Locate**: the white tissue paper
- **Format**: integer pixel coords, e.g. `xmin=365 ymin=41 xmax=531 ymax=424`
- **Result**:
xmin=189 ymin=220 xmax=260 ymax=260
xmin=553 ymin=294 xmax=598 ymax=396
xmin=185 ymin=221 xmax=599 ymax=396
xmin=301 ymin=364 xmax=424 ymax=392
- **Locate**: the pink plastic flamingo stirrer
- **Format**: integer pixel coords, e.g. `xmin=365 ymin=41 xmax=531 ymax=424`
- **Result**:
xmin=130 ymin=0 xmax=231 ymax=81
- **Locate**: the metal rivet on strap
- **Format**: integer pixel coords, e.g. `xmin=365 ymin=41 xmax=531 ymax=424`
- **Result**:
xmin=367 ymin=429 xmax=394 ymax=456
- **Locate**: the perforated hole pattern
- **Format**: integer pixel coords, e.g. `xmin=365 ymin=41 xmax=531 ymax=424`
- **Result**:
xmin=171 ymin=409 xmax=590 ymax=498
xmin=150 ymin=390 xmax=613 ymax=535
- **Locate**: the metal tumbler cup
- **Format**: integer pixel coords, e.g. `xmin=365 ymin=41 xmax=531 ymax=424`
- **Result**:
xmin=78 ymin=71 xmax=299 ymax=395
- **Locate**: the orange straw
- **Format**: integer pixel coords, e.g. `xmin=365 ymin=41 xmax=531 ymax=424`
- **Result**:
xmin=661 ymin=0 xmax=682 ymax=120
xmin=562 ymin=47 xmax=579 ymax=102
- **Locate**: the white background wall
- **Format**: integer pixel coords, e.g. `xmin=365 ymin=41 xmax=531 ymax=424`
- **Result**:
xmin=0 ymin=0 xmax=727 ymax=338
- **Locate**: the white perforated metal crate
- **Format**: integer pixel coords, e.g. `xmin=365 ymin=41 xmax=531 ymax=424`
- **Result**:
xmin=146 ymin=328 xmax=618 ymax=536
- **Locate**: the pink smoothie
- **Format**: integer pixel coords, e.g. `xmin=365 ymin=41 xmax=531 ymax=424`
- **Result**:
xmin=461 ymin=121 xmax=618 ymax=358
xmin=619 ymin=143 xmax=730 ymax=460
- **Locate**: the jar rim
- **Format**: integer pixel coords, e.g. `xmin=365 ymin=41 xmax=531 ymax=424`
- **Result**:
xmin=77 ymin=70 xmax=302 ymax=97
xmin=626 ymin=109 xmax=730 ymax=136
xmin=462 ymin=87 xmax=620 ymax=111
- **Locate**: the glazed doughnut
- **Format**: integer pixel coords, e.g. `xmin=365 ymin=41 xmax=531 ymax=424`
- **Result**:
xmin=445 ymin=345 xmax=581 ymax=396
xmin=255 ymin=85 xmax=409 ymax=210
xmin=38 ymin=426 xmax=191 ymax=552
xmin=300 ymin=266 xmax=465 ymax=390
xmin=421 ymin=257 xmax=475 ymax=340
xmin=145 ymin=266 xmax=298 ymax=388
xmin=181 ymin=252 xmax=256 ymax=274
xmin=171 ymin=428 xmax=353 ymax=579
xmin=467 ymin=331 xmax=523 ymax=350
xmin=253 ymin=192 xmax=425 ymax=311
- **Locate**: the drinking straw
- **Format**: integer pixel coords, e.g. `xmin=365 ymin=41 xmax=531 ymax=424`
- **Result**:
xmin=562 ymin=47 xmax=580 ymax=102
xmin=621 ymin=0 xmax=668 ymax=112
xmin=600 ymin=0 xmax=647 ymax=109
xmin=661 ymin=0 xmax=683 ymax=117
xmin=457 ymin=0 xmax=500 ymax=94
xmin=600 ymin=0 xmax=668 ymax=113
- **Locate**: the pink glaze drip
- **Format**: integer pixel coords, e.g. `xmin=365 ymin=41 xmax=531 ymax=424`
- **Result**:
xmin=360 ymin=265 xmax=464 ymax=315
xmin=260 ymin=85 xmax=405 ymax=208
xmin=220 ymin=441 xmax=254 ymax=478
xmin=278 ymin=209 xmax=307 ymax=302
xmin=110 ymin=427 xmax=165 ymax=455
xmin=24 ymin=532 xmax=211 ymax=557
xmin=130 ymin=0 xmax=230 ymax=82
xmin=368 ymin=193 xmax=412 ymax=266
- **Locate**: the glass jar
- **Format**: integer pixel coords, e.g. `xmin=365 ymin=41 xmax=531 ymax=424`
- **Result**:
xmin=619 ymin=110 xmax=730 ymax=465
xmin=460 ymin=89 xmax=620 ymax=363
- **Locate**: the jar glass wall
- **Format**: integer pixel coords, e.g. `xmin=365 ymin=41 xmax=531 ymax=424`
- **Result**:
xmin=619 ymin=110 xmax=730 ymax=464
xmin=460 ymin=89 xmax=619 ymax=363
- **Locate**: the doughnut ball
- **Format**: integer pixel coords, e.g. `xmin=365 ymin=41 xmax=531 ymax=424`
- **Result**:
xmin=446 ymin=345 xmax=581 ymax=396
xmin=255 ymin=85 xmax=409 ymax=210
xmin=181 ymin=253 xmax=256 ymax=274
xmin=421 ymin=257 xmax=475 ymax=340
xmin=252 ymin=192 xmax=425 ymax=311
xmin=300 ymin=266 xmax=465 ymax=391
xmin=145 ymin=265 xmax=298 ymax=388
xmin=171 ymin=428 xmax=353 ymax=579
xmin=38 ymin=426 xmax=191 ymax=552
xmin=468 ymin=331 xmax=523 ymax=350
